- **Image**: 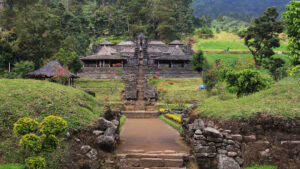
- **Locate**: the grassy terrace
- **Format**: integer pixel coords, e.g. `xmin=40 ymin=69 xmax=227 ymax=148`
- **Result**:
xmin=156 ymin=77 xmax=300 ymax=119
xmin=0 ymin=79 xmax=102 ymax=165
xmin=75 ymin=78 xmax=124 ymax=108
xmin=193 ymin=32 xmax=288 ymax=53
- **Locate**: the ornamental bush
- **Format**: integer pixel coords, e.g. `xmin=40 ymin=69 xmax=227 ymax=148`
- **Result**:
xmin=41 ymin=134 xmax=59 ymax=153
xmin=40 ymin=116 xmax=67 ymax=135
xmin=25 ymin=156 xmax=46 ymax=169
xmin=13 ymin=117 xmax=39 ymax=135
xmin=20 ymin=134 xmax=42 ymax=153
xmin=222 ymin=69 xmax=272 ymax=97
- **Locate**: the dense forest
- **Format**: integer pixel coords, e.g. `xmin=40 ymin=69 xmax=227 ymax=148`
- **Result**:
xmin=191 ymin=0 xmax=291 ymax=21
xmin=0 ymin=0 xmax=195 ymax=75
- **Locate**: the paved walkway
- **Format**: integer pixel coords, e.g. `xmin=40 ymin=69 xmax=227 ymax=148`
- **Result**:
xmin=118 ymin=118 xmax=189 ymax=152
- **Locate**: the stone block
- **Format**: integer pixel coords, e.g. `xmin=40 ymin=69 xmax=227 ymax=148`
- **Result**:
xmin=243 ymin=135 xmax=256 ymax=142
xmin=227 ymin=151 xmax=238 ymax=157
xmin=231 ymin=134 xmax=243 ymax=142
xmin=207 ymin=136 xmax=223 ymax=143
xmin=140 ymin=158 xmax=164 ymax=167
xmin=203 ymin=127 xmax=223 ymax=138
xmin=164 ymin=159 xmax=183 ymax=167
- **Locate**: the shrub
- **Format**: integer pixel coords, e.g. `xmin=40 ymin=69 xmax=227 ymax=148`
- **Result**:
xmin=25 ymin=156 xmax=46 ymax=169
xmin=13 ymin=117 xmax=39 ymax=135
xmin=203 ymin=69 xmax=219 ymax=92
xmin=165 ymin=113 xmax=181 ymax=123
xmin=223 ymin=69 xmax=272 ymax=97
xmin=20 ymin=134 xmax=42 ymax=153
xmin=41 ymin=135 xmax=59 ymax=153
xmin=40 ymin=116 xmax=67 ymax=135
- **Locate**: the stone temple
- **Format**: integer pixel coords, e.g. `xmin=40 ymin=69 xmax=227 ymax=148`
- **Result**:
xmin=78 ymin=34 xmax=199 ymax=78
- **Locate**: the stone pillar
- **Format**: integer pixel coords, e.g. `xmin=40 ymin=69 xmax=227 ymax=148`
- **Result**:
xmin=158 ymin=61 xmax=160 ymax=69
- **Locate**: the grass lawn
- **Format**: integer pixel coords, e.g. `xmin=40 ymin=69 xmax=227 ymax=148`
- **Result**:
xmin=205 ymin=53 xmax=291 ymax=65
xmin=156 ymin=78 xmax=206 ymax=104
xmin=0 ymin=79 xmax=102 ymax=166
xmin=244 ymin=165 xmax=277 ymax=169
xmin=193 ymin=32 xmax=288 ymax=53
xmin=198 ymin=77 xmax=300 ymax=119
xmin=0 ymin=164 xmax=25 ymax=169
xmin=75 ymin=78 xmax=124 ymax=108
xmin=159 ymin=115 xmax=183 ymax=133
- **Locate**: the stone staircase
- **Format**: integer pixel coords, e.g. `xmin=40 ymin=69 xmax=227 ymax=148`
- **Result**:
xmin=117 ymin=150 xmax=189 ymax=169
xmin=122 ymin=111 xmax=160 ymax=118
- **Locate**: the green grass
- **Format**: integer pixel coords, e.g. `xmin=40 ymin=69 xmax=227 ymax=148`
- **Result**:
xmin=205 ymin=53 xmax=291 ymax=65
xmin=193 ymin=32 xmax=288 ymax=52
xmin=119 ymin=115 xmax=126 ymax=132
xmin=0 ymin=79 xmax=102 ymax=165
xmin=0 ymin=164 xmax=25 ymax=169
xmin=198 ymin=77 xmax=300 ymax=119
xmin=159 ymin=115 xmax=183 ymax=133
xmin=244 ymin=165 xmax=277 ymax=169
xmin=75 ymin=78 xmax=124 ymax=108
xmin=156 ymin=78 xmax=206 ymax=104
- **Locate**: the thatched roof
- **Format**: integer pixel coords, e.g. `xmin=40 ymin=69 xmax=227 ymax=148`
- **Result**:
xmin=169 ymin=40 xmax=184 ymax=45
xmin=117 ymin=41 xmax=135 ymax=46
xmin=26 ymin=60 xmax=78 ymax=78
xmin=96 ymin=46 xmax=117 ymax=56
xmin=81 ymin=55 xmax=125 ymax=60
xmin=167 ymin=45 xmax=185 ymax=56
xmin=147 ymin=47 xmax=162 ymax=53
xmin=120 ymin=47 xmax=135 ymax=53
xmin=100 ymin=41 xmax=114 ymax=46
xmin=148 ymin=40 xmax=166 ymax=45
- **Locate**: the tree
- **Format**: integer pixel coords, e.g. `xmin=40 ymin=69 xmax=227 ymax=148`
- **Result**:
xmin=191 ymin=50 xmax=210 ymax=73
xmin=239 ymin=7 xmax=284 ymax=69
xmin=283 ymin=1 xmax=300 ymax=65
xmin=54 ymin=48 xmax=82 ymax=73
xmin=0 ymin=38 xmax=14 ymax=72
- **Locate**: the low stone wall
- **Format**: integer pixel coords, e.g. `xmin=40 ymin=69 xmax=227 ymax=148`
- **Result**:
xmin=180 ymin=105 xmax=241 ymax=169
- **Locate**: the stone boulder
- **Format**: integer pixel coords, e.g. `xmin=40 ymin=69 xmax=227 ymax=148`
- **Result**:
xmin=203 ymin=127 xmax=223 ymax=138
xmin=217 ymin=154 xmax=240 ymax=169
xmin=98 ymin=117 xmax=114 ymax=131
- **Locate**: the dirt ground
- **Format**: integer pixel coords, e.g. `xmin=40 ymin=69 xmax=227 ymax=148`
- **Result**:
xmin=118 ymin=118 xmax=189 ymax=152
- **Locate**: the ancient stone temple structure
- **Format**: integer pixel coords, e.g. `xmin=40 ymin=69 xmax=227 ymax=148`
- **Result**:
xmin=78 ymin=34 xmax=199 ymax=79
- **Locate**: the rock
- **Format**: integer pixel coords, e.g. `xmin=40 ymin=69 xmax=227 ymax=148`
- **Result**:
xmin=218 ymin=149 xmax=228 ymax=154
xmin=119 ymin=158 xmax=140 ymax=167
xmin=80 ymin=145 xmax=91 ymax=154
xmin=75 ymin=137 xmax=81 ymax=143
xmin=98 ymin=117 xmax=113 ymax=131
xmin=227 ymin=140 xmax=235 ymax=145
xmin=84 ymin=90 xmax=96 ymax=97
xmin=111 ymin=119 xmax=120 ymax=127
xmin=93 ymin=130 xmax=104 ymax=136
xmin=225 ymin=130 xmax=231 ymax=134
xmin=243 ymin=135 xmax=256 ymax=142
xmin=217 ymin=154 xmax=241 ymax=169
xmin=164 ymin=159 xmax=183 ymax=167
xmin=86 ymin=148 xmax=98 ymax=160
xmin=195 ymin=129 xmax=202 ymax=135
xmin=226 ymin=145 xmax=237 ymax=152
xmin=194 ymin=145 xmax=216 ymax=154
xmin=196 ymin=153 xmax=216 ymax=158
xmin=66 ymin=132 xmax=71 ymax=138
xmin=260 ymin=150 xmax=271 ymax=158
xmin=207 ymin=120 xmax=215 ymax=127
xmin=207 ymin=136 xmax=223 ymax=143
xmin=235 ymin=157 xmax=243 ymax=165
xmin=194 ymin=134 xmax=206 ymax=140
xmin=97 ymin=135 xmax=115 ymax=147
xmin=227 ymin=152 xmax=238 ymax=157
xmin=280 ymin=141 xmax=300 ymax=148
xmin=192 ymin=119 xmax=205 ymax=131
xmin=203 ymin=127 xmax=223 ymax=138
xmin=231 ymin=134 xmax=243 ymax=142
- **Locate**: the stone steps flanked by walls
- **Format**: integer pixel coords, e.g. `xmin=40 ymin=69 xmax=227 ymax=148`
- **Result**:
xmin=121 ymin=111 xmax=160 ymax=119
xmin=117 ymin=150 xmax=189 ymax=169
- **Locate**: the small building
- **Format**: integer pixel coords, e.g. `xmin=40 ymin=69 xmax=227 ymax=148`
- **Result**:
xmin=26 ymin=60 xmax=78 ymax=85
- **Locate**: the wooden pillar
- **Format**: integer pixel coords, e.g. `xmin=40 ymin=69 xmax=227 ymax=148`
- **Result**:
xmin=158 ymin=61 xmax=160 ymax=69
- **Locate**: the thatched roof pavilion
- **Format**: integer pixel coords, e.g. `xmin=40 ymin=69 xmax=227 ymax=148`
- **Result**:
xmin=26 ymin=60 xmax=78 ymax=78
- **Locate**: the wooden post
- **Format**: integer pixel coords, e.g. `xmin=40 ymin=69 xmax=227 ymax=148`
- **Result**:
xmin=158 ymin=61 xmax=159 ymax=68
xmin=8 ymin=62 xmax=10 ymax=72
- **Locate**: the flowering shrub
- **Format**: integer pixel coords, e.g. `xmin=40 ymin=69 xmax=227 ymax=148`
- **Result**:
xmin=40 ymin=116 xmax=67 ymax=135
xmin=165 ymin=113 xmax=181 ymax=123
xmin=168 ymin=81 xmax=174 ymax=85
xmin=14 ymin=116 xmax=67 ymax=168
xmin=148 ymin=71 xmax=160 ymax=89
xmin=25 ymin=156 xmax=46 ymax=169
xmin=20 ymin=134 xmax=42 ymax=153
xmin=14 ymin=117 xmax=39 ymax=135
xmin=159 ymin=108 xmax=167 ymax=112
xmin=51 ymin=65 xmax=70 ymax=85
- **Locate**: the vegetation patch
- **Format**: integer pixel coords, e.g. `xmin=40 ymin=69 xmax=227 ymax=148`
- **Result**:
xmin=159 ymin=115 xmax=183 ymax=133
xmin=119 ymin=115 xmax=127 ymax=132
xmin=244 ymin=165 xmax=277 ymax=169
xmin=0 ymin=79 xmax=101 ymax=165
xmin=0 ymin=164 xmax=25 ymax=169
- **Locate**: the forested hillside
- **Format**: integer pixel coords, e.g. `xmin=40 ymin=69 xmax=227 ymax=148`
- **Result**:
xmin=191 ymin=0 xmax=291 ymax=20
xmin=0 ymin=0 xmax=195 ymax=75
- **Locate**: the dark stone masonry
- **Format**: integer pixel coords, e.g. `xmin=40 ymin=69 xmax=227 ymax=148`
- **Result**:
xmin=78 ymin=33 xmax=200 ymax=79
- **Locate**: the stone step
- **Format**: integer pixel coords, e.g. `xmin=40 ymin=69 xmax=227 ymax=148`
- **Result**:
xmin=121 ymin=111 xmax=160 ymax=118
xmin=117 ymin=150 xmax=188 ymax=168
